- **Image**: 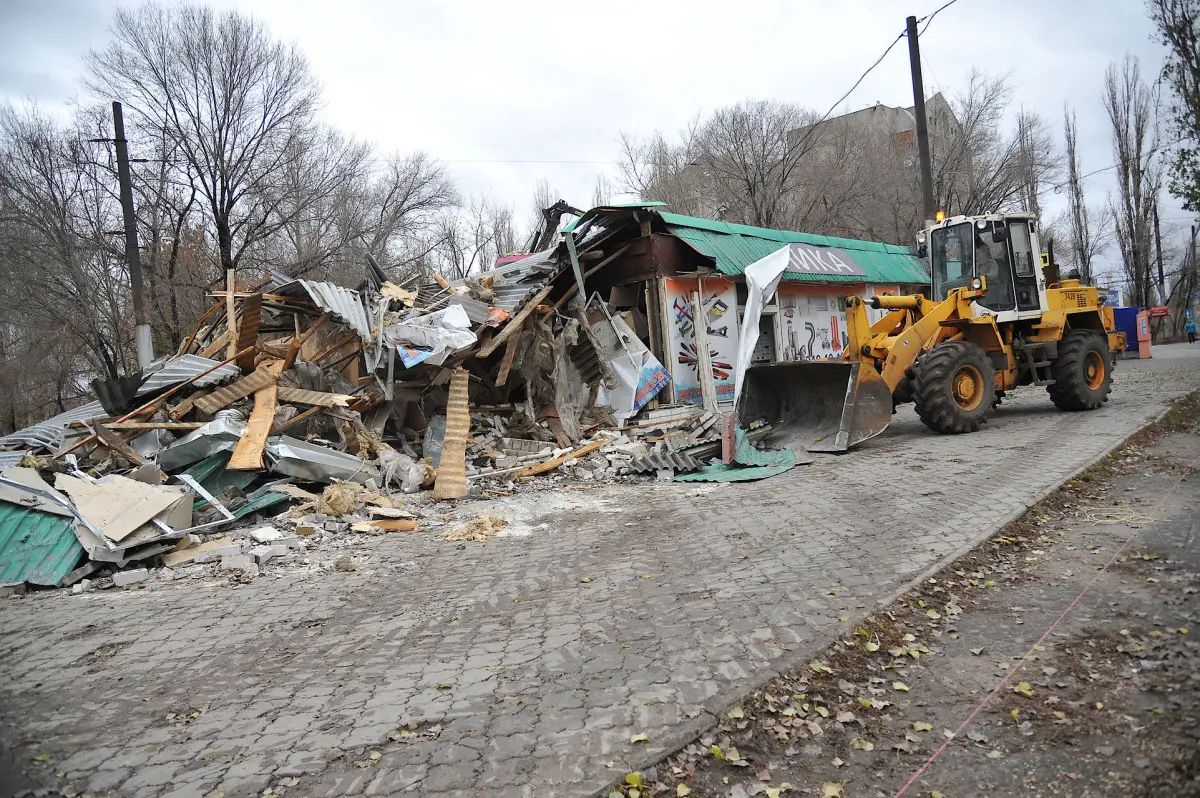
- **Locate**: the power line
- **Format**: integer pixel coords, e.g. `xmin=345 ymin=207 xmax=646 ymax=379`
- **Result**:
xmin=789 ymin=0 xmax=962 ymax=159
xmin=919 ymin=0 xmax=961 ymax=35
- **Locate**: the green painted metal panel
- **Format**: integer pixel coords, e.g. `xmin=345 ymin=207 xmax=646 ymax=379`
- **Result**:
xmin=673 ymin=461 xmax=795 ymax=482
xmin=0 ymin=500 xmax=84 ymax=586
xmin=664 ymin=219 xmax=930 ymax=286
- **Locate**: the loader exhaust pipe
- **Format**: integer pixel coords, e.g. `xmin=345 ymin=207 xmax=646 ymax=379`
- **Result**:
xmin=734 ymin=361 xmax=894 ymax=452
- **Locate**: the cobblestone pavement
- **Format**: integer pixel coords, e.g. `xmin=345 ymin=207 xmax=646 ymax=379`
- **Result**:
xmin=1 ymin=349 xmax=1198 ymax=798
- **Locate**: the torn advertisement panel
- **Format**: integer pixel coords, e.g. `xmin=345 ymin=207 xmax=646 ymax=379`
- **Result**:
xmin=733 ymin=244 xmax=791 ymax=404
xmin=588 ymin=307 xmax=670 ymax=421
xmin=384 ymin=304 xmax=477 ymax=368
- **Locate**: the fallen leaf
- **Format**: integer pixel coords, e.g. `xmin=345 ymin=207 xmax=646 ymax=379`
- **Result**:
xmin=839 ymin=615 xmax=851 ymax=622
xmin=931 ymin=792 xmax=947 ymax=798
xmin=836 ymin=711 xmax=855 ymax=723
xmin=580 ymin=577 xmax=593 ymax=583
xmin=626 ymin=772 xmax=643 ymax=787
xmin=726 ymin=746 xmax=743 ymax=762
xmin=970 ymin=647 xmax=984 ymax=656
xmin=865 ymin=641 xmax=880 ymax=652
xmin=913 ymin=721 xmax=933 ymax=732
xmin=727 ymin=706 xmax=745 ymax=720
xmin=369 ymin=750 xmax=382 ymax=761
xmin=987 ymin=749 xmax=1003 ymax=759
xmin=903 ymin=633 xmax=916 ymax=642
xmin=943 ymin=729 xmax=956 ymax=739
xmin=677 ymin=786 xmax=691 ymax=797
xmin=926 ymin=609 xmax=941 ymax=620
xmin=1014 ymin=682 xmax=1035 ymax=697
xmin=815 ymin=705 xmax=830 ymax=718
xmin=436 ymin=683 xmax=453 ymax=691
xmin=832 ymin=756 xmax=845 ymax=767
xmin=1010 ymin=709 xmax=1020 ymax=722
xmin=629 ymin=733 xmax=650 ymax=743
xmin=850 ymin=737 xmax=875 ymax=751
xmin=822 ymin=783 xmax=844 ymax=798
xmin=893 ymin=681 xmax=910 ymax=692
xmin=711 ymin=744 xmax=725 ymax=760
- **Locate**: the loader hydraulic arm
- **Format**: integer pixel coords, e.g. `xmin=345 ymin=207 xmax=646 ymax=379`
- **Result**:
xmin=842 ymin=283 xmax=986 ymax=392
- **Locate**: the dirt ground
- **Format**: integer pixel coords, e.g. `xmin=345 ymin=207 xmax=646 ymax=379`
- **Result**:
xmin=607 ymin=392 xmax=1200 ymax=798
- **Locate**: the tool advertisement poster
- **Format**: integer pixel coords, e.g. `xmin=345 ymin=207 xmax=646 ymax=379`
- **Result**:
xmin=665 ymin=278 xmax=739 ymax=405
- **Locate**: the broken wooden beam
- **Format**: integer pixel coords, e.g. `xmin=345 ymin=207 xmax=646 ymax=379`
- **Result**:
xmin=476 ymin=284 xmax=553 ymax=358
xmin=228 ymin=361 xmax=285 ymax=470
xmin=193 ymin=363 xmax=283 ymax=415
xmin=516 ymin=438 xmax=608 ymax=478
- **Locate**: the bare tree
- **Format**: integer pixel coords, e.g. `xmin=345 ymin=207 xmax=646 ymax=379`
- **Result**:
xmin=430 ymin=196 xmax=519 ymax=280
xmin=1061 ymin=105 xmax=1111 ymax=284
xmin=616 ymin=123 xmax=708 ymax=216
xmin=85 ymin=3 xmax=322 ymax=274
xmin=591 ymin=174 xmax=615 ymax=208
xmin=694 ymin=100 xmax=825 ymax=229
xmin=1147 ymin=0 xmax=1200 ymax=209
xmin=1104 ymin=54 xmax=1161 ymax=308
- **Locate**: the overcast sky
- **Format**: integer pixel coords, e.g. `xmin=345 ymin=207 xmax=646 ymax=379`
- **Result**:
xmin=1 ymin=0 xmax=1194 ymax=279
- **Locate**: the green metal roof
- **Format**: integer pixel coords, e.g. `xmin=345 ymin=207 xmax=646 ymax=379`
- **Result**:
xmin=659 ymin=212 xmax=930 ymax=285
xmin=0 ymin=500 xmax=83 ymax=586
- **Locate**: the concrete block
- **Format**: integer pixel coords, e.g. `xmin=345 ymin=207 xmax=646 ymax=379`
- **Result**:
xmin=251 ymin=544 xmax=288 ymax=565
xmin=274 ymin=536 xmax=302 ymax=549
xmin=324 ymin=521 xmax=349 ymax=534
xmin=112 ymin=568 xmax=149 ymax=587
xmin=71 ymin=579 xmax=93 ymax=595
xmin=0 ymin=582 xmax=27 ymax=597
xmin=249 ymin=526 xmax=283 ymax=544
xmin=220 ymin=554 xmax=255 ymax=571
xmin=191 ymin=543 xmax=240 ymax=564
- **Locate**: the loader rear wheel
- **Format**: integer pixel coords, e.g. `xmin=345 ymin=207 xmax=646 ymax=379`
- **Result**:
xmin=1048 ymin=329 xmax=1113 ymax=411
xmin=912 ymin=341 xmax=997 ymax=434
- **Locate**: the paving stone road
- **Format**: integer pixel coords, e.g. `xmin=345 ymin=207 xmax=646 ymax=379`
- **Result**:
xmin=1 ymin=347 xmax=1198 ymax=798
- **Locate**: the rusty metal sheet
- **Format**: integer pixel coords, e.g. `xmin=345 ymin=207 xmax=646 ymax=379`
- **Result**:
xmin=193 ymin=368 xmax=280 ymax=415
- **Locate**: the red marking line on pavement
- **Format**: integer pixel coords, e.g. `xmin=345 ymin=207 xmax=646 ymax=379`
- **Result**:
xmin=891 ymin=465 xmax=1193 ymax=798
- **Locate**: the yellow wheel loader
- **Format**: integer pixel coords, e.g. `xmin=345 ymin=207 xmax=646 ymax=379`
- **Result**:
xmin=735 ymin=213 xmax=1123 ymax=452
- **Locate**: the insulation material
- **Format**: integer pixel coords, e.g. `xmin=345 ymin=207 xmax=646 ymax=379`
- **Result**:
xmin=665 ymin=277 xmax=739 ymax=405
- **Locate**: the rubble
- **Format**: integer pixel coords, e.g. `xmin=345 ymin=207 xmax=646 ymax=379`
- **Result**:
xmin=0 ymin=212 xmax=811 ymax=590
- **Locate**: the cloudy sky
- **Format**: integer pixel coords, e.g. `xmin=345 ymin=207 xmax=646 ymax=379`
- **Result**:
xmin=1 ymin=0 xmax=1194 ymax=277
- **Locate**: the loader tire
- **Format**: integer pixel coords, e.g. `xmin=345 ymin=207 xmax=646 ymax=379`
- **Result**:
xmin=912 ymin=341 xmax=996 ymax=434
xmin=1048 ymin=329 xmax=1113 ymax=411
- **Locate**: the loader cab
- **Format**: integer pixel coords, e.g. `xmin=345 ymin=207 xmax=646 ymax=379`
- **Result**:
xmin=924 ymin=214 xmax=1046 ymax=319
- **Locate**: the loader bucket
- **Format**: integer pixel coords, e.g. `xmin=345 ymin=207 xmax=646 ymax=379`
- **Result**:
xmin=735 ymin=361 xmax=893 ymax=453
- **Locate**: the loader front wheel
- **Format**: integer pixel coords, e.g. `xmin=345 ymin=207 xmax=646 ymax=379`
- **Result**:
xmin=912 ymin=341 xmax=997 ymax=434
xmin=1048 ymin=329 xmax=1113 ymax=411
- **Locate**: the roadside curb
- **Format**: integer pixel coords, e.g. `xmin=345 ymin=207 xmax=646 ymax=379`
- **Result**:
xmin=587 ymin=398 xmax=1183 ymax=797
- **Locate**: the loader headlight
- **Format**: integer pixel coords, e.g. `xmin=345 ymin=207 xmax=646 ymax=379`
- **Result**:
xmin=972 ymin=278 xmax=983 ymax=290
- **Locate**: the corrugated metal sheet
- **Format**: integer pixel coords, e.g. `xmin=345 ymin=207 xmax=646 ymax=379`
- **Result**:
xmin=137 ymin=355 xmax=242 ymax=396
xmin=0 ymin=400 xmax=108 ymax=452
xmin=662 ymin=216 xmax=930 ymax=286
xmin=275 ymin=279 xmax=373 ymax=342
xmin=0 ymin=499 xmax=84 ymax=586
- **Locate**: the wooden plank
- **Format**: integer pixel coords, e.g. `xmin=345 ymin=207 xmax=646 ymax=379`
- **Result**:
xmin=495 ymin=319 xmax=524 ymax=387
xmin=516 ymin=438 xmax=607 ymax=478
xmin=234 ymin=293 xmax=263 ymax=372
xmin=83 ymin=421 xmax=205 ymax=431
xmin=199 ymin=330 xmax=231 ymax=360
xmin=168 ymin=389 xmax=213 ymax=421
xmin=90 ymin=422 xmax=149 ymax=466
xmin=432 ymin=368 xmax=470 ymax=500
xmin=163 ymin=536 xmax=234 ymax=567
xmin=352 ymin=518 xmax=419 ymax=532
xmin=476 ymin=284 xmax=553 ymax=358
xmin=193 ymin=364 xmax=282 ymax=415
xmin=379 ymin=282 xmax=417 ymax=304
xmin=276 ymin=387 xmax=355 ymax=407
xmin=225 ymin=269 xmax=238 ymax=360
xmin=177 ymin=300 xmax=225 ymax=356
xmin=228 ymin=361 xmax=284 ymax=470
xmin=269 ymin=405 xmax=322 ymax=436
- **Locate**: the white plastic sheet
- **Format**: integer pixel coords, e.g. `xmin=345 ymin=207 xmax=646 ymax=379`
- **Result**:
xmin=732 ymin=245 xmax=792 ymax=404
xmin=384 ymin=304 xmax=477 ymax=368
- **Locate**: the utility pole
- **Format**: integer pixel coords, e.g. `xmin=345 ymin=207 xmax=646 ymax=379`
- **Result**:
xmin=906 ymin=15 xmax=936 ymax=223
xmin=112 ymin=101 xmax=154 ymax=370
xmin=1153 ymin=200 xmax=1165 ymax=306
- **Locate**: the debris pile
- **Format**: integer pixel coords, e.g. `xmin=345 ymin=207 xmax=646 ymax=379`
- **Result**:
xmin=0 ymin=225 xmax=803 ymax=590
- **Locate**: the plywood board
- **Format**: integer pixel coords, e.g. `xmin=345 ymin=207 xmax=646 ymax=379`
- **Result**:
xmin=55 ymin=474 xmax=189 ymax=543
